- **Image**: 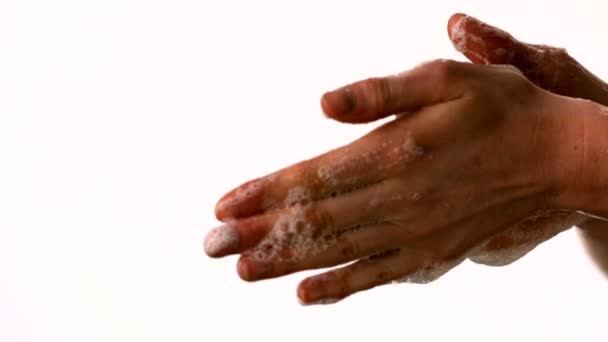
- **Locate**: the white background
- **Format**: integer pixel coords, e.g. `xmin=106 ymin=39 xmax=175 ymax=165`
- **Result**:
xmin=1 ymin=0 xmax=607 ymax=341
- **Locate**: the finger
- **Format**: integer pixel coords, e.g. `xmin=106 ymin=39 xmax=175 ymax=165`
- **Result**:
xmin=315 ymin=177 xmax=427 ymax=234
xmin=213 ymin=148 xmax=380 ymax=222
xmin=208 ymin=194 xmax=374 ymax=258
xmin=233 ymin=177 xmax=433 ymax=281
xmin=447 ymin=13 xmax=558 ymax=87
xmin=236 ymin=222 xmax=407 ymax=281
xmin=293 ymin=188 xmax=546 ymax=303
xmin=216 ymin=167 xmax=427 ymax=263
xmin=447 ymin=13 xmax=520 ymax=65
xmin=447 ymin=13 xmax=608 ymax=104
xmin=320 ymin=59 xmax=470 ymax=123
xmin=296 ymin=249 xmax=432 ymax=304
xmin=210 ymin=129 xmax=426 ymax=257
xmin=215 ymin=118 xmax=425 ymax=221
xmin=204 ymin=212 xmax=283 ymax=258
xmin=230 ymin=157 xmax=538 ymax=277
xmin=297 ymin=249 xmax=418 ymax=304
xmin=296 ymin=211 xmax=530 ymax=304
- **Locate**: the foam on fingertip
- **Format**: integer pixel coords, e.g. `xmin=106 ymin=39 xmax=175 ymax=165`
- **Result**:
xmin=448 ymin=13 xmax=514 ymax=65
xmin=204 ymin=224 xmax=240 ymax=257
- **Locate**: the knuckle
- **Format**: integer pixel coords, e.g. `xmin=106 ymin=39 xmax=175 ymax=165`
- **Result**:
xmin=433 ymin=59 xmax=463 ymax=79
xmin=307 ymin=203 xmax=335 ymax=233
xmin=548 ymin=47 xmax=570 ymax=64
xmin=420 ymin=59 xmax=467 ymax=93
xmin=501 ymin=72 xmax=537 ymax=99
xmin=340 ymin=236 xmax=362 ymax=260
xmin=498 ymin=63 xmax=524 ymax=75
xmin=365 ymin=77 xmax=394 ymax=111
xmin=469 ymin=65 xmax=536 ymax=102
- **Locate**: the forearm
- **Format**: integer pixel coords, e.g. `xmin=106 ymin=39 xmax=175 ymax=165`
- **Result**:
xmin=553 ymin=98 xmax=608 ymax=215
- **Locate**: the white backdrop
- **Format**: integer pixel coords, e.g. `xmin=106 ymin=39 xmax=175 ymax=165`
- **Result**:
xmin=1 ymin=0 xmax=607 ymax=341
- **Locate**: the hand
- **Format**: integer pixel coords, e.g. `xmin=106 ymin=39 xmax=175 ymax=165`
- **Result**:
xmin=446 ymin=13 xmax=608 ymax=263
xmin=447 ymin=13 xmax=608 ymax=104
xmin=206 ymin=59 xmax=579 ymax=304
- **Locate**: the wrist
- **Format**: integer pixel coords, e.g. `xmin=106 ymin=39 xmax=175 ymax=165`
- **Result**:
xmin=551 ymin=97 xmax=608 ymax=214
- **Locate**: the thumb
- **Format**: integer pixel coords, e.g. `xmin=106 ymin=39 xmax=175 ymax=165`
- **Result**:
xmin=320 ymin=59 xmax=470 ymax=124
xmin=447 ymin=13 xmax=608 ymax=105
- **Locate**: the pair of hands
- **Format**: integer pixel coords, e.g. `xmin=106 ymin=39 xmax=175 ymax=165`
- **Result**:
xmin=205 ymin=13 xmax=608 ymax=304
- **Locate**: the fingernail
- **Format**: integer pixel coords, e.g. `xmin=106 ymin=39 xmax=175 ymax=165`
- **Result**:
xmin=204 ymin=224 xmax=240 ymax=257
xmin=321 ymin=87 xmax=355 ymax=116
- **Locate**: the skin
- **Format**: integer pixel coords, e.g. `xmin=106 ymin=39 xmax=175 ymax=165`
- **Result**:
xmin=205 ymin=14 xmax=608 ymax=304
xmin=446 ymin=13 xmax=608 ymax=276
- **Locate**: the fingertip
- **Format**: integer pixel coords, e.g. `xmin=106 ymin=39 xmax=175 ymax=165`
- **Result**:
xmin=297 ymin=278 xmax=320 ymax=305
xmin=214 ymin=187 xmax=244 ymax=221
xmin=447 ymin=12 xmax=473 ymax=52
xmin=320 ymin=94 xmax=337 ymax=120
xmin=297 ymin=278 xmax=342 ymax=306
xmin=204 ymin=224 xmax=240 ymax=257
xmin=296 ymin=282 xmax=310 ymax=304
xmin=320 ymin=88 xmax=355 ymax=121
xmin=237 ymin=257 xmax=255 ymax=281
xmin=297 ymin=276 xmax=324 ymax=302
xmin=214 ymin=198 xmax=233 ymax=222
xmin=447 ymin=12 xmax=519 ymax=65
xmin=447 ymin=13 xmax=467 ymax=39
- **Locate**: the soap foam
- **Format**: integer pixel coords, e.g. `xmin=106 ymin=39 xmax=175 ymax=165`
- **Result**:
xmin=383 ymin=131 xmax=425 ymax=171
xmin=408 ymin=192 xmax=421 ymax=201
xmin=402 ymin=132 xmax=424 ymax=160
xmin=393 ymin=256 xmax=466 ymax=284
xmin=285 ymin=186 xmax=312 ymax=207
xmin=247 ymin=186 xmax=335 ymax=263
xmin=390 ymin=210 xmax=585 ymax=285
xmin=468 ymin=240 xmax=539 ymax=267
xmin=317 ymin=165 xmax=337 ymax=186
xmin=449 ymin=15 xmax=490 ymax=64
xmin=204 ymin=223 xmax=239 ymax=256
xmin=468 ymin=210 xmax=586 ymax=266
